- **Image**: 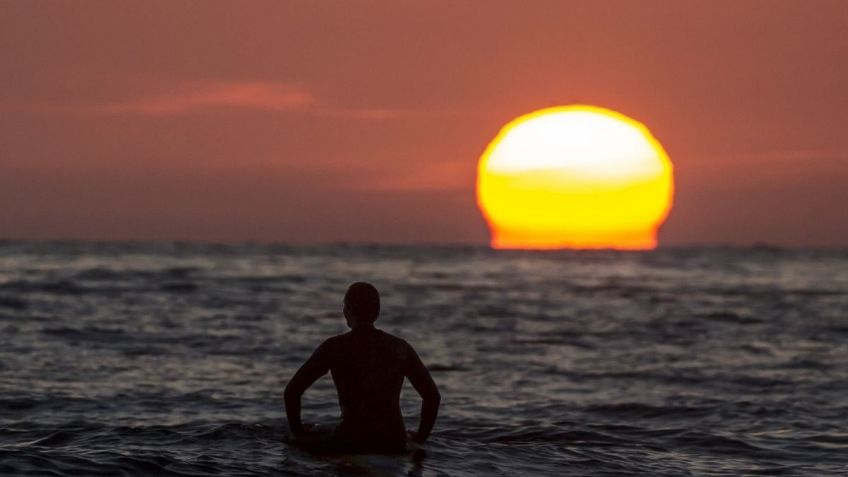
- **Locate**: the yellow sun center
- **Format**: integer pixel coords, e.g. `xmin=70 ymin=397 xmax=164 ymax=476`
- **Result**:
xmin=476 ymin=105 xmax=674 ymax=250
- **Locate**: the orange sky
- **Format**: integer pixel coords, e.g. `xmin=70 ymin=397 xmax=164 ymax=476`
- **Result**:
xmin=1 ymin=1 xmax=847 ymax=247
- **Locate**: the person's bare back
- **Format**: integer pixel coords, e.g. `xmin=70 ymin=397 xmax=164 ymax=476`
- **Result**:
xmin=284 ymin=282 xmax=440 ymax=454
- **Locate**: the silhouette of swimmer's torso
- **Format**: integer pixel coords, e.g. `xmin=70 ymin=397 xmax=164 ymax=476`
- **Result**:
xmin=314 ymin=328 xmax=420 ymax=451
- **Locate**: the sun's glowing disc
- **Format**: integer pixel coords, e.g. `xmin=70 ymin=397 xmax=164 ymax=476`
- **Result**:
xmin=476 ymin=105 xmax=674 ymax=250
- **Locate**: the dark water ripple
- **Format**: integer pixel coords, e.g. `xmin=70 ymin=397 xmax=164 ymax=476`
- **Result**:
xmin=1 ymin=242 xmax=847 ymax=475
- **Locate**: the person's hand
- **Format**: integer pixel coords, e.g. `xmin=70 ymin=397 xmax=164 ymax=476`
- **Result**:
xmin=406 ymin=430 xmax=424 ymax=444
xmin=292 ymin=423 xmax=314 ymax=439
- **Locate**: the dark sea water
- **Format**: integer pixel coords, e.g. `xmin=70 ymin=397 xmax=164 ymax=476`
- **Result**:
xmin=1 ymin=242 xmax=847 ymax=476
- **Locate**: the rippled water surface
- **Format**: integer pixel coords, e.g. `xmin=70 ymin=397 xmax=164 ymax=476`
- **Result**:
xmin=1 ymin=242 xmax=847 ymax=476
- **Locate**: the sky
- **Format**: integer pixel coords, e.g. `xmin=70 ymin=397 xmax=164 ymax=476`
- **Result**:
xmin=1 ymin=1 xmax=847 ymax=247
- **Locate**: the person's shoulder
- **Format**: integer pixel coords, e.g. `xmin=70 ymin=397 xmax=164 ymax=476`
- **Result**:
xmin=328 ymin=331 xmax=356 ymax=343
xmin=376 ymin=329 xmax=405 ymax=344
xmin=377 ymin=330 xmax=416 ymax=354
xmin=317 ymin=333 xmax=348 ymax=350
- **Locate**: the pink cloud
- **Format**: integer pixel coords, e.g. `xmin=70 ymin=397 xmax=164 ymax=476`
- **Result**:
xmin=4 ymin=75 xmax=480 ymax=122
xmin=8 ymin=78 xmax=417 ymax=120
xmin=74 ymin=80 xmax=313 ymax=115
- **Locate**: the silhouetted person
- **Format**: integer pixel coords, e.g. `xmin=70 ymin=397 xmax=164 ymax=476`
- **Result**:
xmin=284 ymin=282 xmax=441 ymax=454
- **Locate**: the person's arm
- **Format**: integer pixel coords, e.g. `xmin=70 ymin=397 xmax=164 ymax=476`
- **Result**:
xmin=284 ymin=340 xmax=332 ymax=436
xmin=404 ymin=344 xmax=441 ymax=444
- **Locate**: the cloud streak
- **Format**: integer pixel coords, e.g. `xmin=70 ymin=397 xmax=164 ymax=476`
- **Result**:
xmin=92 ymin=81 xmax=313 ymax=115
xmin=7 ymin=78 xmax=418 ymax=120
xmin=18 ymin=80 xmax=313 ymax=116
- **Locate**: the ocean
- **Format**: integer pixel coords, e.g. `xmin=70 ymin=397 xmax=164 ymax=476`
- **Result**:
xmin=0 ymin=242 xmax=846 ymax=476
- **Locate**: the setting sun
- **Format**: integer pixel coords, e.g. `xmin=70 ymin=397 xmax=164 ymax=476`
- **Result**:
xmin=477 ymin=105 xmax=674 ymax=250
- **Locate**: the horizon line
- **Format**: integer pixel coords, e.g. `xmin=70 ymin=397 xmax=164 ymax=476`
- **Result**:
xmin=0 ymin=238 xmax=845 ymax=252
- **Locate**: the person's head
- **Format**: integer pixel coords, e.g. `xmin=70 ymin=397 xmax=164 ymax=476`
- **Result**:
xmin=343 ymin=282 xmax=380 ymax=329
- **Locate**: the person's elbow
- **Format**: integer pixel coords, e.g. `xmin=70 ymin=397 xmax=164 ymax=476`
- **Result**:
xmin=426 ymin=388 xmax=441 ymax=407
xmin=283 ymin=382 xmax=300 ymax=404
